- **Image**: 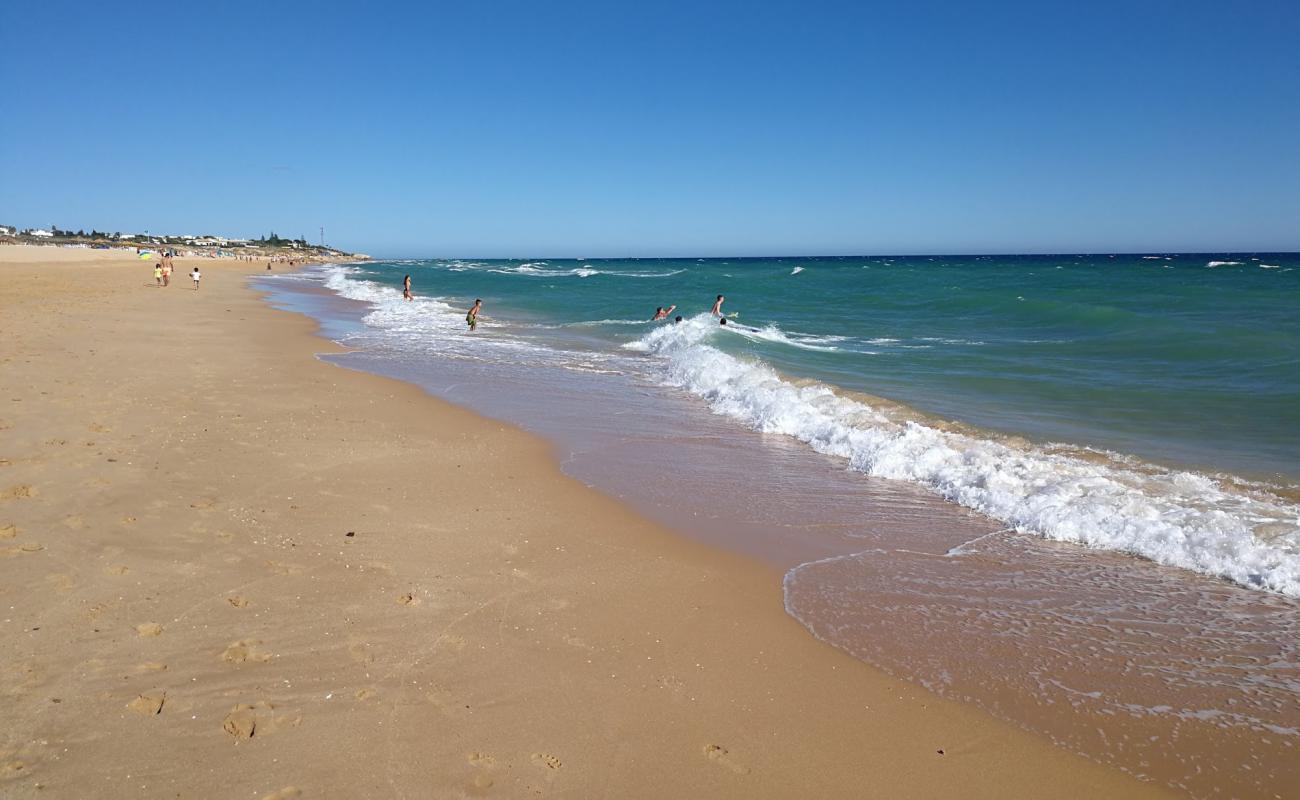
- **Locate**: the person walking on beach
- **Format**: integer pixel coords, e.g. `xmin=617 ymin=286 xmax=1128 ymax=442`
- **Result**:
xmin=403 ymin=274 xmax=413 ymax=301
xmin=191 ymin=267 xmax=201 ymax=290
xmin=154 ymin=263 xmax=163 ymax=287
xmin=652 ymin=305 xmax=676 ymax=321
xmin=466 ymin=299 xmax=482 ymax=331
xmin=710 ymin=295 xmax=725 ymax=316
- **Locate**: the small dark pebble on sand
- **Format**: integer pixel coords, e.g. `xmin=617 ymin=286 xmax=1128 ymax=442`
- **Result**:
xmin=346 ymin=531 xmax=355 ymax=537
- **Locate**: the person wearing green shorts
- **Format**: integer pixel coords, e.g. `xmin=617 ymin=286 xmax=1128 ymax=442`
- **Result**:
xmin=466 ymin=298 xmax=482 ymax=331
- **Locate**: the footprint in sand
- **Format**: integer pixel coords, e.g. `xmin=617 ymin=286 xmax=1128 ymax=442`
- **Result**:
xmin=226 ymin=595 xmax=250 ymax=608
xmin=104 ymin=564 xmax=130 ymax=576
xmin=464 ymin=772 xmax=495 ymax=796
xmin=135 ymin=623 xmax=164 ymax=637
xmin=221 ymin=640 xmax=271 ymax=665
xmin=1 ymin=760 xmax=27 ymax=780
xmin=265 ymin=560 xmax=303 ymax=576
xmin=347 ymin=640 xmax=374 ymax=665
xmin=45 ymin=574 xmax=75 ymax=592
xmin=396 ymin=592 xmax=419 ymax=606
xmin=222 ymin=700 xmax=298 ymax=739
xmin=189 ymin=498 xmax=216 ymax=510
xmin=703 ymin=744 xmax=751 ymax=775
xmin=136 ymin=662 xmax=168 ymax=673
xmin=467 ymin=752 xmax=496 ymax=767
xmin=261 ymin=788 xmax=302 ymax=800
xmin=423 ymin=687 xmax=464 ymax=717
xmin=354 ymin=688 xmax=377 ymax=701
xmin=1 ymin=485 xmax=37 ymax=501
xmin=530 ymin=752 xmax=563 ymax=772
xmin=0 ymin=542 xmax=44 ymax=558
xmin=437 ymin=634 xmax=469 ymax=653
xmin=127 ymin=690 xmax=166 ymax=716
xmin=0 ymin=524 xmax=17 ymax=540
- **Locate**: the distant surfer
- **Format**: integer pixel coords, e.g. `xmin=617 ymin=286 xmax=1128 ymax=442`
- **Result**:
xmin=652 ymin=305 xmax=676 ymax=321
xmin=466 ymin=298 xmax=482 ymax=331
xmin=710 ymin=295 xmax=725 ymax=316
xmin=403 ymin=274 xmax=413 ymax=301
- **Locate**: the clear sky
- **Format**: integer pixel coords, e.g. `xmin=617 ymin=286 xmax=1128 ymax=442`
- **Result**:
xmin=2 ymin=0 xmax=1297 ymax=257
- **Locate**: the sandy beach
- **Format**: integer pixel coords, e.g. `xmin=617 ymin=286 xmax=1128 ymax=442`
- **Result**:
xmin=0 ymin=246 xmax=1169 ymax=798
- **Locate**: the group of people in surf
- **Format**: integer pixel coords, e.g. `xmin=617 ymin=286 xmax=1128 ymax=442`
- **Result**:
xmin=404 ymin=273 xmax=484 ymax=330
xmin=401 ymin=273 xmax=739 ymax=333
xmin=652 ymin=295 xmax=753 ymax=329
xmin=652 ymin=295 xmax=731 ymax=324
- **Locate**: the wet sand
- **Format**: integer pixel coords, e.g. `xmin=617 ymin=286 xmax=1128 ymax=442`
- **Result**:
xmin=0 ymin=245 xmax=1169 ymax=797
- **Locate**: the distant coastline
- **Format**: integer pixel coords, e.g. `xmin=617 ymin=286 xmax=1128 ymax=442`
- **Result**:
xmin=0 ymin=225 xmax=369 ymax=261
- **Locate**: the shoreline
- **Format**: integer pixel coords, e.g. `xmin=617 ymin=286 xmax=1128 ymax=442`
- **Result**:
xmin=2 ymin=246 xmax=1169 ymax=797
xmin=271 ymin=259 xmax=1300 ymax=797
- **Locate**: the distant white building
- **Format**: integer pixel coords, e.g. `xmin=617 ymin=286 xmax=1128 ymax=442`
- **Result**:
xmin=29 ymin=229 xmax=54 ymax=238
xmin=0 ymin=225 xmax=15 ymax=235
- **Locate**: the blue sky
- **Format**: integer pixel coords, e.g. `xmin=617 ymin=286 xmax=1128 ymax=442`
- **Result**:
xmin=2 ymin=0 xmax=1297 ymax=257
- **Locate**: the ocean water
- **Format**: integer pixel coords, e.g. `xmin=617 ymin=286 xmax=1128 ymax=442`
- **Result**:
xmin=302 ymin=253 xmax=1299 ymax=594
xmin=259 ymin=253 xmax=1300 ymax=794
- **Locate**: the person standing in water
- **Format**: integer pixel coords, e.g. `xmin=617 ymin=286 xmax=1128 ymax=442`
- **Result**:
xmin=710 ymin=295 xmax=726 ymax=316
xmin=466 ymin=298 xmax=483 ymax=331
xmin=403 ymin=274 xmax=413 ymax=301
xmin=652 ymin=304 xmax=676 ymax=321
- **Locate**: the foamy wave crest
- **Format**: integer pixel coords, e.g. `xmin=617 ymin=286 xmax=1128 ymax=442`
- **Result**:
xmin=1206 ymin=261 xmax=1243 ymax=268
xmin=724 ymin=323 xmax=845 ymax=352
xmin=626 ymin=317 xmax=1300 ymax=596
xmin=323 ymin=266 xmax=466 ymax=335
xmin=318 ymin=266 xmax=637 ymax=375
xmin=465 ymin=263 xmax=685 ymax=279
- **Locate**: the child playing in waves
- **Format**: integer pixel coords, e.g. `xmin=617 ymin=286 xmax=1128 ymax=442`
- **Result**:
xmin=710 ymin=295 xmax=725 ymax=316
xmin=466 ymin=299 xmax=482 ymax=331
xmin=403 ymin=274 xmax=413 ymax=301
xmin=652 ymin=305 xmax=676 ymax=321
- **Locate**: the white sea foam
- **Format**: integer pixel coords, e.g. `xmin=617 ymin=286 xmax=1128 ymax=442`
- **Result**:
xmin=626 ymin=316 xmax=1300 ymax=596
xmin=1206 ymin=261 xmax=1243 ymax=268
xmin=1260 ymin=264 xmax=1282 ymax=269
xmin=791 ymin=266 xmax=805 ymax=275
xmin=463 ymin=263 xmax=684 ymax=279
xmin=561 ymin=318 xmax=653 ymax=327
xmin=318 ymin=265 xmax=631 ymax=374
xmin=722 ymin=323 xmax=845 ymax=352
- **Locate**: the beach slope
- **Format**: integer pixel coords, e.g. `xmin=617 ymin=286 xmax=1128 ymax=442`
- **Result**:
xmin=0 ymin=247 xmax=1168 ymax=798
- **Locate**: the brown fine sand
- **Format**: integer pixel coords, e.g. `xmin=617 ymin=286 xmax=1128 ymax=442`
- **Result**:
xmin=0 ymin=246 xmax=1171 ymax=798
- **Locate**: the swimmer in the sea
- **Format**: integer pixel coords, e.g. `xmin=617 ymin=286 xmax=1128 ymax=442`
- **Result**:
xmin=710 ymin=295 xmax=725 ymax=316
xmin=652 ymin=305 xmax=676 ymax=321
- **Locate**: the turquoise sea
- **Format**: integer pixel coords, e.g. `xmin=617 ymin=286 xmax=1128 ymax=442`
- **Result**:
xmin=374 ymin=253 xmax=1300 ymax=480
